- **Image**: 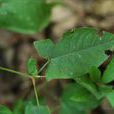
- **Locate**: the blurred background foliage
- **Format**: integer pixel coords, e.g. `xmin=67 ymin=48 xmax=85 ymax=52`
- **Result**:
xmin=0 ymin=0 xmax=114 ymax=114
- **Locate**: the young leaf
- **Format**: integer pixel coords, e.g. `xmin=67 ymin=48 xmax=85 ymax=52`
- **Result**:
xmin=0 ymin=105 xmax=12 ymax=114
xmin=89 ymin=66 xmax=101 ymax=83
xmin=0 ymin=0 xmax=52 ymax=34
xmin=102 ymin=57 xmax=114 ymax=83
xmin=107 ymin=91 xmax=114 ymax=108
xmin=34 ymin=27 xmax=114 ymax=80
xmin=25 ymin=103 xmax=50 ymax=114
xmin=27 ymin=57 xmax=38 ymax=76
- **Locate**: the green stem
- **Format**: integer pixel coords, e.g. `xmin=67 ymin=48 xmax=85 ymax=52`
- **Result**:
xmin=0 ymin=66 xmax=44 ymax=78
xmin=0 ymin=59 xmax=51 ymax=108
xmin=38 ymin=60 xmax=50 ymax=74
xmin=31 ymin=77 xmax=40 ymax=107
xmin=0 ymin=66 xmax=27 ymax=77
xmin=0 ymin=60 xmax=50 ymax=78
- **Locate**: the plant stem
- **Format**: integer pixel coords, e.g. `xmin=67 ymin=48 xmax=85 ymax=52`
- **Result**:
xmin=38 ymin=60 xmax=50 ymax=74
xmin=0 ymin=66 xmax=27 ymax=77
xmin=0 ymin=60 xmax=50 ymax=78
xmin=0 ymin=63 xmax=47 ymax=106
xmin=31 ymin=77 xmax=40 ymax=107
xmin=0 ymin=66 xmax=44 ymax=78
xmin=0 ymin=66 xmax=41 ymax=107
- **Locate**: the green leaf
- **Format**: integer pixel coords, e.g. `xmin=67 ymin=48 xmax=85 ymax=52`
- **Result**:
xmin=25 ymin=103 xmax=50 ymax=114
xmin=75 ymin=76 xmax=100 ymax=99
xmin=27 ymin=57 xmax=38 ymax=76
xmin=61 ymin=83 xmax=100 ymax=111
xmin=59 ymin=102 xmax=87 ymax=114
xmin=102 ymin=57 xmax=114 ymax=83
xmin=107 ymin=91 xmax=114 ymax=108
xmin=0 ymin=0 xmax=52 ymax=34
xmin=0 ymin=105 xmax=12 ymax=114
xmin=98 ymin=85 xmax=113 ymax=99
xmin=76 ymin=75 xmax=113 ymax=100
xmin=13 ymin=99 xmax=25 ymax=114
xmin=89 ymin=66 xmax=101 ymax=83
xmin=34 ymin=27 xmax=114 ymax=80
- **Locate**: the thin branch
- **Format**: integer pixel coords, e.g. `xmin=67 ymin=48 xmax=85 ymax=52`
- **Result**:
xmin=0 ymin=66 xmax=28 ymax=77
xmin=31 ymin=77 xmax=40 ymax=107
xmin=0 ymin=66 xmax=45 ymax=78
xmin=38 ymin=60 xmax=50 ymax=74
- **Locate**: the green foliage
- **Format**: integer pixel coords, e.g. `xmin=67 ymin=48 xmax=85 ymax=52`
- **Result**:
xmin=25 ymin=102 xmax=50 ymax=114
xmin=27 ymin=57 xmax=38 ymax=76
xmin=107 ymin=91 xmax=114 ymax=107
xmin=75 ymin=74 xmax=113 ymax=100
xmin=97 ymin=85 xmax=113 ymax=99
xmin=75 ymin=76 xmax=100 ymax=99
xmin=102 ymin=57 xmax=114 ymax=83
xmin=13 ymin=100 xmax=25 ymax=114
xmin=89 ymin=66 xmax=101 ymax=83
xmin=0 ymin=0 xmax=52 ymax=34
xmin=1 ymin=27 xmax=114 ymax=114
xmin=0 ymin=105 xmax=12 ymax=114
xmin=34 ymin=27 xmax=114 ymax=80
xmin=59 ymin=102 xmax=87 ymax=114
xmin=61 ymin=84 xmax=100 ymax=110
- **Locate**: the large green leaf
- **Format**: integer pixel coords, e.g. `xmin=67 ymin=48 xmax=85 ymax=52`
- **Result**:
xmin=0 ymin=0 xmax=52 ymax=34
xmin=102 ymin=57 xmax=114 ymax=83
xmin=0 ymin=105 xmax=12 ymax=114
xmin=25 ymin=103 xmax=50 ymax=114
xmin=34 ymin=27 xmax=114 ymax=80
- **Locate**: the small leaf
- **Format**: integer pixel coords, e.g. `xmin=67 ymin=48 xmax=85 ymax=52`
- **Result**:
xmin=27 ymin=57 xmax=38 ymax=76
xmin=107 ymin=91 xmax=114 ymax=108
xmin=89 ymin=66 xmax=101 ymax=83
xmin=102 ymin=57 xmax=114 ymax=83
xmin=34 ymin=27 xmax=114 ymax=80
xmin=25 ymin=103 xmax=50 ymax=114
xmin=0 ymin=105 xmax=12 ymax=114
xmin=0 ymin=0 xmax=52 ymax=34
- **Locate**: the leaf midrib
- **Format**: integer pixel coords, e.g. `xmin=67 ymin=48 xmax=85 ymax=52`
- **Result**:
xmin=51 ymin=39 xmax=114 ymax=60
